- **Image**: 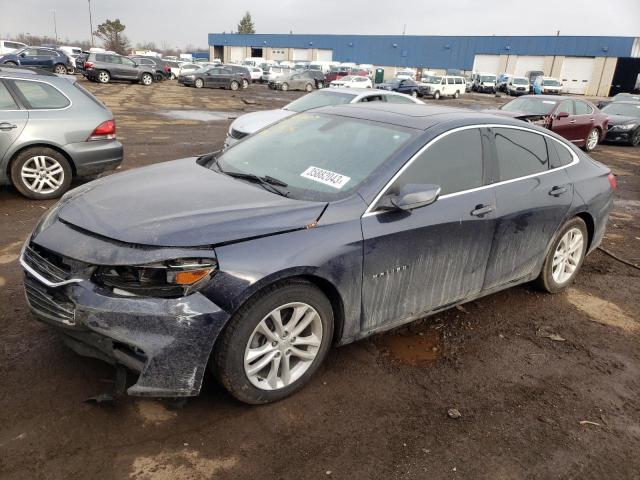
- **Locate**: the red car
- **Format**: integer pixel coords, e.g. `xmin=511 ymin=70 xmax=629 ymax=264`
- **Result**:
xmin=487 ymin=95 xmax=608 ymax=151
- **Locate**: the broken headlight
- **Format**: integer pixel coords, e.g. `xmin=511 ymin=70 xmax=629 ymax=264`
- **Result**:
xmin=93 ymin=258 xmax=217 ymax=298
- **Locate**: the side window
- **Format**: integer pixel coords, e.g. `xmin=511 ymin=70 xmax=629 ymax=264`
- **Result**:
xmin=447 ymin=78 xmax=454 ymax=85
xmin=493 ymin=128 xmax=549 ymax=181
xmin=384 ymin=94 xmax=415 ymax=104
xmin=121 ymin=57 xmax=135 ymax=66
xmin=455 ymin=77 xmax=464 ymax=84
xmin=574 ymin=101 xmax=593 ymax=115
xmin=10 ymin=80 xmax=70 ymax=109
xmin=37 ymin=49 xmax=54 ymax=56
xmin=557 ymin=100 xmax=575 ymax=116
xmin=109 ymin=56 xmax=123 ymax=64
xmin=0 ymin=81 xmax=18 ymax=110
xmin=24 ymin=49 xmax=39 ymax=57
xmin=95 ymin=54 xmax=106 ymax=62
xmin=388 ymin=128 xmax=484 ymax=196
xmin=548 ymin=138 xmax=574 ymax=168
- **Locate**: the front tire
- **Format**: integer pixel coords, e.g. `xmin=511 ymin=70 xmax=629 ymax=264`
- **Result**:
xmin=629 ymin=128 xmax=640 ymax=146
xmin=433 ymin=90 xmax=440 ymax=100
xmin=4 ymin=61 xmax=18 ymax=66
xmin=305 ymin=83 xmax=313 ymax=92
xmin=584 ymin=127 xmax=600 ymax=152
xmin=194 ymin=78 xmax=204 ymax=88
xmin=535 ymin=217 xmax=588 ymax=293
xmin=10 ymin=147 xmax=72 ymax=200
xmin=213 ymin=280 xmax=334 ymax=404
xmin=242 ymin=78 xmax=249 ymax=89
xmin=230 ymin=80 xmax=239 ymax=91
xmin=281 ymin=82 xmax=289 ymax=91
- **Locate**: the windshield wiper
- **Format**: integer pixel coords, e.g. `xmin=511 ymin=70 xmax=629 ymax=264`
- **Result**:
xmin=224 ymin=171 xmax=289 ymax=197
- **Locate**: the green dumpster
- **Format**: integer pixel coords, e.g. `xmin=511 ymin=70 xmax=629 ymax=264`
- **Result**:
xmin=374 ymin=68 xmax=385 ymax=84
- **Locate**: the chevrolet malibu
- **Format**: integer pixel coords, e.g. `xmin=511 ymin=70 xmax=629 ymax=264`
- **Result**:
xmin=21 ymin=104 xmax=614 ymax=404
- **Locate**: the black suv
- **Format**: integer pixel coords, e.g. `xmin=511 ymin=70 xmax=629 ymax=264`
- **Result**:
xmin=0 ymin=47 xmax=74 ymax=75
xmin=83 ymin=52 xmax=156 ymax=85
xmin=129 ymin=56 xmax=171 ymax=81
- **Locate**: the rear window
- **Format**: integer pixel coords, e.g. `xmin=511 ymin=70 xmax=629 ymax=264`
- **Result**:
xmin=11 ymin=80 xmax=70 ymax=109
xmin=493 ymin=128 xmax=549 ymax=181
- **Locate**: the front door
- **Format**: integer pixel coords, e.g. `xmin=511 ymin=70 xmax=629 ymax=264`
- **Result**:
xmin=361 ymin=127 xmax=496 ymax=334
xmin=0 ymin=81 xmax=28 ymax=164
xmin=551 ymin=99 xmax=583 ymax=144
xmin=483 ymin=126 xmax=574 ymax=290
xmin=572 ymin=100 xmax=597 ymax=143
xmin=119 ymin=57 xmax=138 ymax=79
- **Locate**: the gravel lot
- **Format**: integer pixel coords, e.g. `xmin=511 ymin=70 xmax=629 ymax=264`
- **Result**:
xmin=1 ymin=79 xmax=639 ymax=480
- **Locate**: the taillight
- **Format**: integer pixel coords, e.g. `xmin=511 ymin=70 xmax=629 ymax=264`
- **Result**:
xmin=608 ymin=173 xmax=617 ymax=190
xmin=88 ymin=120 xmax=116 ymax=141
xmin=164 ymin=65 xmax=170 ymax=72
xmin=84 ymin=61 xmax=94 ymax=69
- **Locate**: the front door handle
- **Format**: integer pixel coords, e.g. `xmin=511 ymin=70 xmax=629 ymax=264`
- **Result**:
xmin=549 ymin=186 xmax=569 ymax=197
xmin=0 ymin=122 xmax=17 ymax=131
xmin=471 ymin=204 xmax=494 ymax=217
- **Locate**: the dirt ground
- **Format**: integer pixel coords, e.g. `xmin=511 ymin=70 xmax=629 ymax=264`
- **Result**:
xmin=0 ymin=79 xmax=639 ymax=480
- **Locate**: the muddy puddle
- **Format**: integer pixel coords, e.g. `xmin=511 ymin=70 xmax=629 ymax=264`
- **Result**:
xmin=158 ymin=110 xmax=239 ymax=122
xmin=377 ymin=329 xmax=442 ymax=366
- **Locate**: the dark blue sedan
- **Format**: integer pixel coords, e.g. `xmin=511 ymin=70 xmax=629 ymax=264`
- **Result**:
xmin=20 ymin=104 xmax=615 ymax=404
xmin=377 ymin=77 xmax=421 ymax=97
xmin=0 ymin=47 xmax=73 ymax=74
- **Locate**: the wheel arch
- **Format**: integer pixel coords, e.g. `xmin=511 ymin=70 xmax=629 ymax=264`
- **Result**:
xmin=220 ymin=269 xmax=346 ymax=346
xmin=574 ymin=210 xmax=595 ymax=251
xmin=6 ymin=142 xmax=77 ymax=180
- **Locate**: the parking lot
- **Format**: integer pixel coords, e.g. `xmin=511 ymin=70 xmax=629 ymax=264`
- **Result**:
xmin=1 ymin=80 xmax=639 ymax=480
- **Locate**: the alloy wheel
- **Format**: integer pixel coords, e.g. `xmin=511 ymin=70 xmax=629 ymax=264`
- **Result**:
xmin=20 ymin=156 xmax=65 ymax=195
xmin=586 ymin=129 xmax=599 ymax=151
xmin=551 ymin=228 xmax=584 ymax=284
xmin=98 ymin=71 xmax=110 ymax=83
xmin=244 ymin=302 xmax=323 ymax=391
xmin=54 ymin=64 xmax=67 ymax=75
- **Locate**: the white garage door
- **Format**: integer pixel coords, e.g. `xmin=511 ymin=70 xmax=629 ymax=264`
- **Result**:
xmin=316 ymin=49 xmax=333 ymax=62
xmin=292 ymin=48 xmax=311 ymax=61
xmin=560 ymin=57 xmax=595 ymax=95
xmin=514 ymin=56 xmax=546 ymax=76
xmin=229 ymin=46 xmax=245 ymax=62
xmin=473 ymin=55 xmax=500 ymax=74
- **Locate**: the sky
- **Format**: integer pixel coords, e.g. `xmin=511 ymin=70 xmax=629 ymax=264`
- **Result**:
xmin=1 ymin=0 xmax=639 ymax=49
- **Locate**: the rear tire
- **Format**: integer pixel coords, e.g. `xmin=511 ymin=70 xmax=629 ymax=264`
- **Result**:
xmin=213 ymin=279 xmax=334 ymax=404
xmin=140 ymin=73 xmax=153 ymax=86
xmin=53 ymin=64 xmax=67 ymax=75
xmin=10 ymin=147 xmax=72 ymax=200
xmin=453 ymin=90 xmax=460 ymax=99
xmin=584 ymin=128 xmax=600 ymax=152
xmin=535 ymin=217 xmax=588 ymax=293
xmin=97 ymin=70 xmax=110 ymax=84
xmin=242 ymin=78 xmax=249 ymax=89
xmin=230 ymin=80 xmax=239 ymax=91
xmin=410 ymin=90 xmax=418 ymax=98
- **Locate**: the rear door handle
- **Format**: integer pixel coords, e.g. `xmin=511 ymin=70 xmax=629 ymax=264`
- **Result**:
xmin=549 ymin=186 xmax=568 ymax=197
xmin=471 ymin=204 xmax=494 ymax=217
xmin=0 ymin=122 xmax=17 ymax=131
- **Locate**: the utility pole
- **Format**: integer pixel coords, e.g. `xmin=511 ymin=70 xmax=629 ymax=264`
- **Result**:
xmin=402 ymin=24 xmax=406 ymax=35
xmin=88 ymin=0 xmax=94 ymax=47
xmin=52 ymin=10 xmax=58 ymax=44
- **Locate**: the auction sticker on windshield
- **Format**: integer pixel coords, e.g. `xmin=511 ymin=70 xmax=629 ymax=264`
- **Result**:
xmin=301 ymin=166 xmax=351 ymax=189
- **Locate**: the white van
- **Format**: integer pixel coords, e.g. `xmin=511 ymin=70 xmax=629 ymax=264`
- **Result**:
xmin=309 ymin=61 xmax=333 ymax=75
xmin=421 ymin=74 xmax=466 ymax=99
xmin=243 ymin=57 xmax=265 ymax=68
xmin=396 ymin=68 xmax=416 ymax=79
xmin=472 ymin=72 xmax=497 ymax=93
xmin=0 ymin=40 xmax=27 ymax=55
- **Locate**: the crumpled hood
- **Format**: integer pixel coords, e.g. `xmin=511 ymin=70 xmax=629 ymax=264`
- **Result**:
xmin=606 ymin=114 xmax=638 ymax=126
xmin=230 ymin=109 xmax=295 ymax=135
xmin=482 ymin=108 xmax=536 ymax=119
xmin=54 ymin=158 xmax=326 ymax=247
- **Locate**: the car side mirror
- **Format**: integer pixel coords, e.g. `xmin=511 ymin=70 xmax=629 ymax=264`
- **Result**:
xmin=556 ymin=111 xmax=570 ymax=119
xmin=20 ymin=53 xmax=26 ymax=58
xmin=390 ymin=184 xmax=441 ymax=211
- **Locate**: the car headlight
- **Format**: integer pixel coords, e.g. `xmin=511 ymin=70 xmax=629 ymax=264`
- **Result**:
xmin=94 ymin=258 xmax=217 ymax=298
xmin=614 ymin=123 xmax=637 ymax=131
xmin=185 ymin=75 xmax=195 ymax=79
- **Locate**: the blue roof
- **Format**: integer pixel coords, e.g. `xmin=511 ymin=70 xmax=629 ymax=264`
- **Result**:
xmin=208 ymin=34 xmax=635 ymax=70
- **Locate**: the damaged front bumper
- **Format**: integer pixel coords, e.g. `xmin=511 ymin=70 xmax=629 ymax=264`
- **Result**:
xmin=20 ymin=242 xmax=230 ymax=397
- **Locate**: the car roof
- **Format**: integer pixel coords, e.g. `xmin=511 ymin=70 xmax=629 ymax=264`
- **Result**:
xmin=310 ymin=103 xmax=532 ymax=131
xmin=606 ymin=100 xmax=640 ymax=105
xmin=0 ymin=65 xmax=58 ymax=78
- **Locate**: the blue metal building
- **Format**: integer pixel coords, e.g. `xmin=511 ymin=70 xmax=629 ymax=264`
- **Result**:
xmin=208 ymin=33 xmax=636 ymax=70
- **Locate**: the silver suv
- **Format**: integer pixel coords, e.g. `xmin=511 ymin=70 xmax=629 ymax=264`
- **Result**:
xmin=0 ymin=66 xmax=123 ymax=199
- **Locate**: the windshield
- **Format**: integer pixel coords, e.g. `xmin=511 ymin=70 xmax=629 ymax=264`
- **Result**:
xmin=340 ymin=76 xmax=354 ymax=82
xmin=602 ymin=103 xmax=640 ymax=118
xmin=613 ymin=93 xmax=640 ymax=101
xmin=330 ymin=66 xmax=341 ymax=72
xmin=216 ymin=113 xmax=416 ymax=201
xmin=422 ymin=75 xmax=442 ymax=84
xmin=543 ymin=79 xmax=561 ymax=86
xmin=309 ymin=65 xmax=322 ymax=70
xmin=512 ymin=77 xmax=529 ymax=85
xmin=501 ymin=97 xmax=558 ymax=115
xmin=480 ymin=75 xmax=496 ymax=83
xmin=285 ymin=90 xmax=357 ymax=112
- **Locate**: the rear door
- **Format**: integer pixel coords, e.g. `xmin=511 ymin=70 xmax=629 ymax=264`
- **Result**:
xmin=361 ymin=127 xmax=496 ymax=333
xmin=0 ymin=80 xmax=28 ymax=165
xmin=572 ymin=100 xmax=597 ymax=142
xmin=483 ymin=126 xmax=574 ymax=290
